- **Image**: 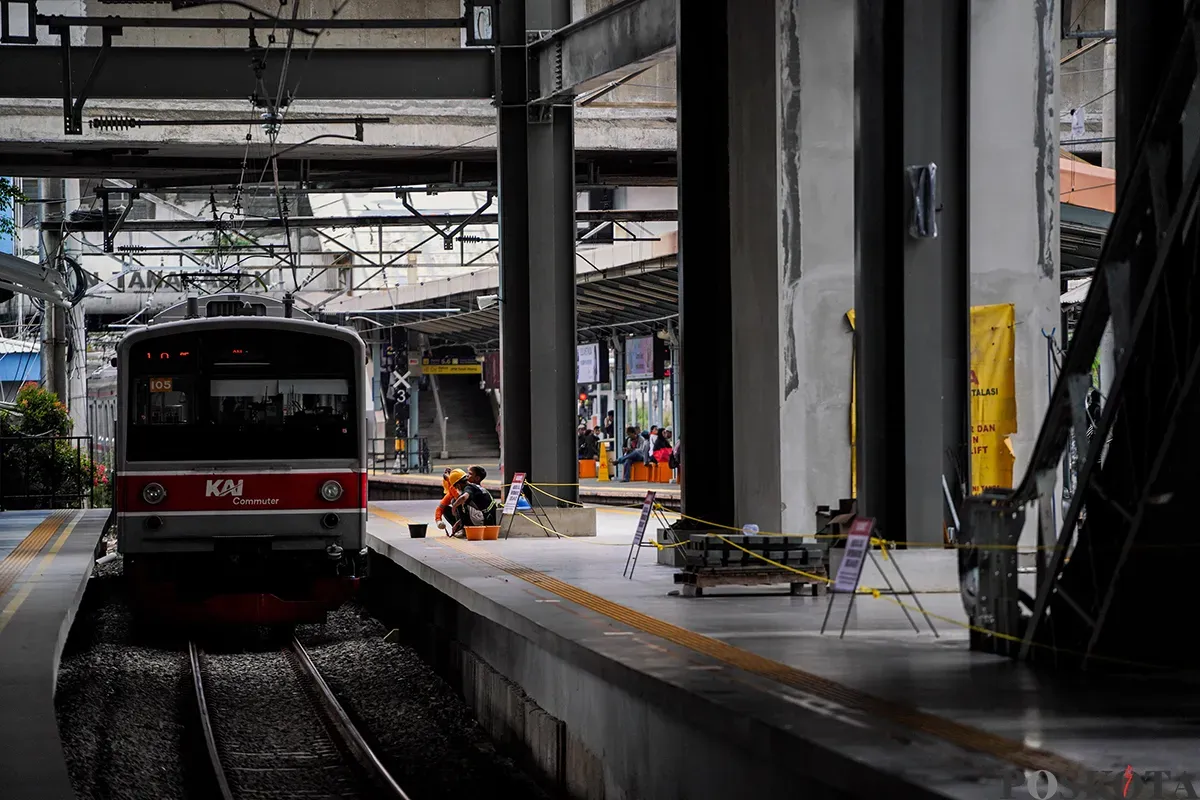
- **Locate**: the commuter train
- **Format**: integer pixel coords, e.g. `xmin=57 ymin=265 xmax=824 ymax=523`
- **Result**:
xmin=107 ymin=293 xmax=368 ymax=625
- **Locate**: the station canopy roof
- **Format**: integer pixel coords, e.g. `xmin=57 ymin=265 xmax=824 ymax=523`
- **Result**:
xmin=328 ymin=233 xmax=681 ymax=350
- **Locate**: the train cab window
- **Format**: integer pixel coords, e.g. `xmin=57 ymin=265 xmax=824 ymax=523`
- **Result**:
xmin=125 ymin=329 xmax=357 ymax=462
xmin=132 ymin=376 xmax=194 ymax=425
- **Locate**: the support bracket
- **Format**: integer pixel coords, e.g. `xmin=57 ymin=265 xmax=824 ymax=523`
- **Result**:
xmin=398 ymin=191 xmax=495 ymax=250
xmin=52 ymin=25 xmax=120 ymax=135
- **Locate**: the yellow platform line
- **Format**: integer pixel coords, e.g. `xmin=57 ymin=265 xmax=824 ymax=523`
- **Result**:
xmin=0 ymin=511 xmax=71 ymax=602
xmin=369 ymin=503 xmax=1084 ymax=778
xmin=0 ymin=511 xmax=82 ymax=638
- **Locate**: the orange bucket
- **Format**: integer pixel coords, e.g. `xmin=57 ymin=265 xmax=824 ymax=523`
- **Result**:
xmin=481 ymin=525 xmax=500 ymax=540
xmin=465 ymin=526 xmax=486 ymax=541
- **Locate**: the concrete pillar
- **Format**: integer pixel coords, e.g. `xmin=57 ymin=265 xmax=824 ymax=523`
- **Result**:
xmin=778 ymin=0 xmax=857 ymax=534
xmin=969 ymin=0 xmax=1061 ymax=547
xmin=1100 ymin=0 xmax=1117 ymax=169
xmin=729 ymin=0 xmax=782 ymax=532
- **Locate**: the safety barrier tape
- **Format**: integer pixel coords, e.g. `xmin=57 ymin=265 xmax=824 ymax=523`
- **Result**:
xmin=369 ymin=501 xmax=1157 ymax=674
xmin=427 ymin=530 xmax=1088 ymax=778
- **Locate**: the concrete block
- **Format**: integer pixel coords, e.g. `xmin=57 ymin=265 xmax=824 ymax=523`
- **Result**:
xmin=655 ymin=527 xmax=686 ymax=567
xmin=505 ymin=507 xmax=596 ymax=538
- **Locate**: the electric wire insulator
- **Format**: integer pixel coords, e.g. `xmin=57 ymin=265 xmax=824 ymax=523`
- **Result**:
xmin=89 ymin=116 xmax=141 ymax=131
xmin=117 ymin=245 xmax=148 ymax=253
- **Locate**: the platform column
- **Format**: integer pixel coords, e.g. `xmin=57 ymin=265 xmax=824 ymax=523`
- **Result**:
xmin=900 ymin=1 xmax=970 ymax=544
xmin=728 ymin=0 xmax=782 ymax=533
xmin=854 ymin=0 xmax=907 ymax=539
xmin=496 ymin=0 xmax=533 ymax=489
xmin=677 ymin=0 xmax=735 ymax=529
xmin=526 ymin=0 xmax=578 ymax=506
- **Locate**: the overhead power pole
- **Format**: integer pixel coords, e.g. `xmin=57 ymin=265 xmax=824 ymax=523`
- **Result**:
xmin=38 ymin=178 xmax=68 ymax=405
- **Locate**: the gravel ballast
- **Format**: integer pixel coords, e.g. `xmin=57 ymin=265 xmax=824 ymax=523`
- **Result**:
xmin=55 ymin=559 xmax=189 ymax=800
xmin=57 ymin=561 xmax=549 ymax=799
xmin=297 ymin=605 xmax=551 ymax=800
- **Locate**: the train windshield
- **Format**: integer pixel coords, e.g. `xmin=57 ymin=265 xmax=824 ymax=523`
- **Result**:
xmin=125 ymin=329 xmax=358 ymax=462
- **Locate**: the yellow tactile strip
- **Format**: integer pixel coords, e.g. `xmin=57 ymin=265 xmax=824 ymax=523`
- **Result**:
xmin=438 ymin=536 xmax=1084 ymax=777
xmin=0 ymin=511 xmax=72 ymax=601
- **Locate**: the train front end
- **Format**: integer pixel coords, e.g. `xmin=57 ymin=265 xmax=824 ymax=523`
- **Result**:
xmin=115 ymin=311 xmax=368 ymax=626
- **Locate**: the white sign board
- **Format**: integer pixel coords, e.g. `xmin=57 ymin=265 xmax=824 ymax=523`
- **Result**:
xmin=577 ymin=342 xmax=601 ymax=383
xmin=632 ymin=491 xmax=656 ymax=549
xmin=625 ymin=336 xmax=656 ymax=380
xmin=831 ymin=517 xmax=874 ymax=593
xmin=502 ymin=473 xmax=526 ymax=516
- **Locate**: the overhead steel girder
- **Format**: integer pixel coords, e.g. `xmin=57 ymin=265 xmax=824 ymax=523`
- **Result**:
xmin=56 ymin=208 xmax=676 ymax=234
xmin=528 ymin=0 xmax=675 ymax=105
xmin=0 ymin=46 xmax=493 ymax=100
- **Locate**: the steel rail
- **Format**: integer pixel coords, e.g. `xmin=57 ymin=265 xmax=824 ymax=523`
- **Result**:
xmin=188 ymin=641 xmax=235 ymax=800
xmin=288 ymin=637 xmax=411 ymax=800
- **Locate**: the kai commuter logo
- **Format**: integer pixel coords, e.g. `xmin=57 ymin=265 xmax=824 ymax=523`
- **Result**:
xmin=205 ymin=479 xmax=244 ymax=498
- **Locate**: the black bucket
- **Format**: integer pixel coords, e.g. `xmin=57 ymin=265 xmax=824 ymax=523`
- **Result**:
xmin=408 ymin=523 xmax=428 ymax=539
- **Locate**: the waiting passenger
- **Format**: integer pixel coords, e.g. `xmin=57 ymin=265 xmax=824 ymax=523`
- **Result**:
xmin=652 ymin=429 xmax=673 ymax=464
xmin=435 ymin=468 xmax=467 ymax=533
xmin=448 ymin=470 xmax=499 ymax=535
xmin=617 ymin=430 xmax=653 ymax=482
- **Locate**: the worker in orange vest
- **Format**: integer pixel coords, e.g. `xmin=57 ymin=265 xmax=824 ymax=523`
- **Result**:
xmin=435 ymin=468 xmax=468 ymax=533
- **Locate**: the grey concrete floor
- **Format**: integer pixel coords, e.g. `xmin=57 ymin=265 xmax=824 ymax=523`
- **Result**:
xmin=369 ymin=499 xmax=1200 ymax=779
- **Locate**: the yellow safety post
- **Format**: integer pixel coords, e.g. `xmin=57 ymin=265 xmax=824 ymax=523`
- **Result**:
xmin=597 ymin=442 xmax=611 ymax=482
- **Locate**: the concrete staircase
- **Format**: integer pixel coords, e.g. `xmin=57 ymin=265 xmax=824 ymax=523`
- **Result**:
xmin=419 ymin=375 xmax=499 ymax=460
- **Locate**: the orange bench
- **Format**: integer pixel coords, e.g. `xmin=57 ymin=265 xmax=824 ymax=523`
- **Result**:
xmin=579 ymin=459 xmax=597 ymax=479
xmin=649 ymin=462 xmax=673 ymax=483
xmin=630 ymin=462 xmax=650 ymax=482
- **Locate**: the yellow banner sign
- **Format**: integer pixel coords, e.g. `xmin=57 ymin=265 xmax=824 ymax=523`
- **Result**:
xmin=421 ymin=364 xmax=482 ymax=375
xmin=846 ymin=303 xmax=1017 ymax=496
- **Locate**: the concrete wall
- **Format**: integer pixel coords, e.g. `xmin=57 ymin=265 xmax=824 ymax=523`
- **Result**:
xmin=778 ymin=0 xmax=857 ymax=534
xmin=970 ymin=0 xmax=1061 ymax=548
xmin=777 ymin=0 xmax=1061 ymax=538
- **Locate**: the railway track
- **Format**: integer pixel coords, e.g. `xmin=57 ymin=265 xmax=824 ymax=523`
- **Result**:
xmin=188 ymin=638 xmax=411 ymax=800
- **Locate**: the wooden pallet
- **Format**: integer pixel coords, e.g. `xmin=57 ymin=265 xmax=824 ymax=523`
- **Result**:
xmin=672 ymin=567 xmax=827 ymax=597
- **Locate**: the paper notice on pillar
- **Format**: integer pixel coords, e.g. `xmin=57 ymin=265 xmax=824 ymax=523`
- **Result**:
xmin=968 ymin=304 xmax=1017 ymax=494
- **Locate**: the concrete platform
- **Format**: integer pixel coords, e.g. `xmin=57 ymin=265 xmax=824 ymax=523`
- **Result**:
xmin=368 ymin=469 xmax=680 ymax=509
xmin=0 ymin=509 xmax=108 ymax=800
xmin=367 ymin=499 xmax=1200 ymax=800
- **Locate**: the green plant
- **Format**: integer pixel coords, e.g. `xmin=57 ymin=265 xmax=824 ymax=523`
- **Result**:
xmin=0 ymin=178 xmax=25 ymax=240
xmin=0 ymin=385 xmax=100 ymax=510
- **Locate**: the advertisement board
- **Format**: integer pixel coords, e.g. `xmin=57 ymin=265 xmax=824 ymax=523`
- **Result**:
xmin=576 ymin=342 xmax=609 ymax=384
xmin=577 ymin=342 xmax=600 ymax=383
xmin=626 ymin=336 xmax=657 ymax=380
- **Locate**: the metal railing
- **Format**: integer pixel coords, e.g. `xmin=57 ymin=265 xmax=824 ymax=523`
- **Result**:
xmin=0 ymin=435 xmax=95 ymax=509
xmin=367 ymin=436 xmax=431 ymax=476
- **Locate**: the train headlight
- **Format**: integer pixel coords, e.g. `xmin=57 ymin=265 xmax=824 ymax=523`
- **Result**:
xmin=320 ymin=480 xmax=344 ymax=502
xmin=142 ymin=482 xmax=166 ymax=505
